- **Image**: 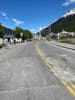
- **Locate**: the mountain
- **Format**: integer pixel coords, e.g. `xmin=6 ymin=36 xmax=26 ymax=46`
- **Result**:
xmin=4 ymin=27 xmax=14 ymax=38
xmin=40 ymin=8 xmax=75 ymax=37
xmin=63 ymin=9 xmax=75 ymax=17
xmin=0 ymin=23 xmax=14 ymax=38
xmin=2 ymin=25 xmax=13 ymax=35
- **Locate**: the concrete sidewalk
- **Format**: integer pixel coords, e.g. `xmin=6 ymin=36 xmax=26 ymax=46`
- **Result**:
xmin=49 ymin=40 xmax=75 ymax=50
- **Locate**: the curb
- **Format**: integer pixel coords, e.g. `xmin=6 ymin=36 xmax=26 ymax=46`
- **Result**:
xmin=50 ymin=41 xmax=75 ymax=50
xmin=53 ymin=43 xmax=75 ymax=50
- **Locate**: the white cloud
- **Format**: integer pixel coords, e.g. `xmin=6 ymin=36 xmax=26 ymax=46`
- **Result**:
xmin=63 ymin=0 xmax=75 ymax=6
xmin=31 ymin=26 xmax=47 ymax=34
xmin=39 ymin=26 xmax=43 ymax=31
xmin=12 ymin=18 xmax=24 ymax=25
xmin=31 ymin=29 xmax=35 ymax=32
xmin=31 ymin=29 xmax=38 ymax=33
xmin=31 ymin=29 xmax=36 ymax=32
xmin=38 ymin=26 xmax=45 ymax=32
xmin=0 ymin=12 xmax=7 ymax=16
xmin=0 ymin=11 xmax=8 ymax=20
xmin=31 ymin=27 xmax=42 ymax=33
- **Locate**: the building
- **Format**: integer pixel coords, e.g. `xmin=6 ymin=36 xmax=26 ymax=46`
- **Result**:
xmin=46 ymin=32 xmax=56 ymax=40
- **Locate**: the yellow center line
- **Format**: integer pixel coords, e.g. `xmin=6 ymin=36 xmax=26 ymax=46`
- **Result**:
xmin=72 ymin=85 xmax=75 ymax=89
xmin=61 ymin=80 xmax=75 ymax=96
xmin=35 ymin=44 xmax=75 ymax=97
xmin=66 ymin=80 xmax=75 ymax=90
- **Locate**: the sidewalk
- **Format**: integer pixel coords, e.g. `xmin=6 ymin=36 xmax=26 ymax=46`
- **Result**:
xmin=49 ymin=40 xmax=75 ymax=50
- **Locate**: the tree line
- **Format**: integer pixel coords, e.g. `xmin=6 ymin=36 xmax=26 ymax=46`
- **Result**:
xmin=13 ymin=27 xmax=33 ymax=40
xmin=0 ymin=23 xmax=33 ymax=40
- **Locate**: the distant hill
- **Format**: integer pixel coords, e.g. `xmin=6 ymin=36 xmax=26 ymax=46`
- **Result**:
xmin=2 ymin=26 xmax=13 ymax=35
xmin=0 ymin=23 xmax=14 ymax=38
xmin=40 ymin=8 xmax=75 ymax=37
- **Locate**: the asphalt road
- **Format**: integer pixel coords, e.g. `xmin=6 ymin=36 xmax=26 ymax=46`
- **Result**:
xmin=40 ymin=41 xmax=75 ymax=82
xmin=0 ymin=41 xmax=75 ymax=100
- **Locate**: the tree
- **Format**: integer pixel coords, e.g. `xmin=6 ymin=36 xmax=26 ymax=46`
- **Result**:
xmin=0 ymin=23 xmax=5 ymax=38
xmin=13 ymin=27 xmax=33 ymax=40
xmin=23 ymin=30 xmax=33 ymax=40
xmin=13 ymin=27 xmax=24 ymax=38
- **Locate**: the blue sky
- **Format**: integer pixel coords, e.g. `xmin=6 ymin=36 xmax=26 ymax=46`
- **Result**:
xmin=0 ymin=0 xmax=75 ymax=33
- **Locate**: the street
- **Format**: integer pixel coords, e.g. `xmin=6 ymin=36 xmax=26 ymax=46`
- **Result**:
xmin=0 ymin=40 xmax=75 ymax=100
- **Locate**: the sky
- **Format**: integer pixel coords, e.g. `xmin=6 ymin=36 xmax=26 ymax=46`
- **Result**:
xmin=0 ymin=0 xmax=75 ymax=33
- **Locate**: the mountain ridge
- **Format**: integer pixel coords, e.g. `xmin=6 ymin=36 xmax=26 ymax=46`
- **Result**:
xmin=40 ymin=8 xmax=75 ymax=37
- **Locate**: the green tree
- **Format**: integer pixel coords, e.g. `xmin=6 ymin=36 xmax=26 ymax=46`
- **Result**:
xmin=0 ymin=23 xmax=5 ymax=38
xmin=23 ymin=30 xmax=33 ymax=40
xmin=13 ymin=27 xmax=33 ymax=40
xmin=13 ymin=27 xmax=24 ymax=38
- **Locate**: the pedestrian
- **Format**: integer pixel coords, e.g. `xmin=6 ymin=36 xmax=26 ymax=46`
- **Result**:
xmin=14 ymin=38 xmax=16 ymax=44
xmin=3 ymin=38 xmax=8 ymax=47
